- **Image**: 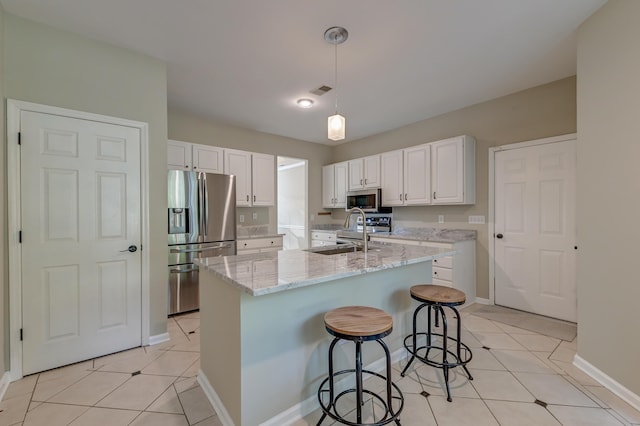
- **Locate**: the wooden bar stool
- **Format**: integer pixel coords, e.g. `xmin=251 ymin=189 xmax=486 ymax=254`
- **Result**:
xmin=317 ymin=306 xmax=403 ymax=426
xmin=400 ymin=285 xmax=473 ymax=402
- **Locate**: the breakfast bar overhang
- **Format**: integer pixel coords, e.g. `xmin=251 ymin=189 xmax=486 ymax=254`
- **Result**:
xmin=195 ymin=242 xmax=454 ymax=426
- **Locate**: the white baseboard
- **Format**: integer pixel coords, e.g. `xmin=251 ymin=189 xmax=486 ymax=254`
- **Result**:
xmin=473 ymin=297 xmax=491 ymax=305
xmin=574 ymin=354 xmax=640 ymax=412
xmin=198 ymin=370 xmax=235 ymax=426
xmin=260 ymin=347 xmax=407 ymax=426
xmin=148 ymin=332 xmax=170 ymax=346
xmin=0 ymin=371 xmax=12 ymax=402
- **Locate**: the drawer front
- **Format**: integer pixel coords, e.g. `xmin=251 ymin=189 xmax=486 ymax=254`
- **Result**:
xmin=432 ymin=266 xmax=453 ymax=282
xmin=238 ymin=237 xmax=283 ymax=251
xmin=432 ymin=278 xmax=453 ymax=288
xmin=311 ymin=231 xmax=336 ymax=242
xmin=432 ymin=255 xmax=453 ymax=269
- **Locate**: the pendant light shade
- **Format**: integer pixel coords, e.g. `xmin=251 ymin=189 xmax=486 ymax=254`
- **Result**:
xmin=328 ymin=113 xmax=346 ymax=141
xmin=325 ymin=26 xmax=348 ymax=141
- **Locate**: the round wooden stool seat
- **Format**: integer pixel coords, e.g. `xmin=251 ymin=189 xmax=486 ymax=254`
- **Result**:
xmin=324 ymin=306 xmax=393 ymax=338
xmin=410 ymin=284 xmax=466 ymax=305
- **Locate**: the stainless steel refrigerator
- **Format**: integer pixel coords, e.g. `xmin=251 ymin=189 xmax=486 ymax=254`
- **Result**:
xmin=167 ymin=170 xmax=236 ymax=315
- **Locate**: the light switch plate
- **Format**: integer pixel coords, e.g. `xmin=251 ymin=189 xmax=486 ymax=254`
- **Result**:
xmin=239 ymin=215 xmax=245 ymax=223
xmin=252 ymin=212 xmax=258 ymax=220
xmin=438 ymin=215 xmax=444 ymax=224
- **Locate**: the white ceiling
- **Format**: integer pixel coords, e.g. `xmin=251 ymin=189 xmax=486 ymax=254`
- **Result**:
xmin=0 ymin=0 xmax=606 ymax=144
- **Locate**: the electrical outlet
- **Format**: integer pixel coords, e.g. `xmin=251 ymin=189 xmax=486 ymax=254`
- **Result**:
xmin=438 ymin=215 xmax=445 ymax=224
xmin=239 ymin=214 xmax=245 ymax=223
xmin=252 ymin=212 xmax=258 ymax=220
xmin=468 ymin=215 xmax=486 ymax=224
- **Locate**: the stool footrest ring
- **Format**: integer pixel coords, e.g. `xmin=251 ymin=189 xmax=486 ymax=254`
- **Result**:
xmin=402 ymin=332 xmax=472 ymax=369
xmin=317 ymin=369 xmax=404 ymax=426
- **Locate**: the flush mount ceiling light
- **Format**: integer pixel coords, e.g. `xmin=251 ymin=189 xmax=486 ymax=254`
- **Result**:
xmin=324 ymin=26 xmax=348 ymax=141
xmin=296 ymin=98 xmax=314 ymax=108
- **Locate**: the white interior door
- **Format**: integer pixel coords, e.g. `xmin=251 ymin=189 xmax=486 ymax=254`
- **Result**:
xmin=20 ymin=110 xmax=142 ymax=375
xmin=494 ymin=139 xmax=577 ymax=322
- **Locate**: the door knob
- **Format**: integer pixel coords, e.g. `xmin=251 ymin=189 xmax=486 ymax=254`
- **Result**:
xmin=496 ymin=234 xmax=504 ymax=239
xmin=120 ymin=245 xmax=138 ymax=253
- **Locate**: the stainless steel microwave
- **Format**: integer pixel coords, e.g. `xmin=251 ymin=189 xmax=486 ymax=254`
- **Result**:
xmin=346 ymin=189 xmax=390 ymax=213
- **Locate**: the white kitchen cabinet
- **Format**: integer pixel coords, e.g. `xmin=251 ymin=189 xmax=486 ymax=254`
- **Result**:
xmin=237 ymin=236 xmax=283 ymax=254
xmin=348 ymin=155 xmax=380 ymax=190
xmin=431 ymin=135 xmax=475 ymax=204
xmin=251 ymin=153 xmax=275 ymax=206
xmin=225 ymin=149 xmax=275 ymax=207
xmin=381 ymin=144 xmax=431 ymax=206
xmin=167 ymin=139 xmax=224 ymax=173
xmin=311 ymin=230 xmax=338 ymax=247
xmin=369 ymin=236 xmax=476 ymax=305
xmin=322 ymin=162 xmax=348 ymax=208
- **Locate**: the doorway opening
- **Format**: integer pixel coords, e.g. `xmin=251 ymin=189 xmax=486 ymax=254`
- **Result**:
xmin=277 ymin=157 xmax=308 ymax=250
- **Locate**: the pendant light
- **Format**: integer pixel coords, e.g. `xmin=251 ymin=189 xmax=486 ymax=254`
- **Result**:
xmin=325 ymin=26 xmax=348 ymax=141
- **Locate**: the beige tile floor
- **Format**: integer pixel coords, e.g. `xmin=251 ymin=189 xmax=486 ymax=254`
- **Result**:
xmin=2 ymin=306 xmax=640 ymax=426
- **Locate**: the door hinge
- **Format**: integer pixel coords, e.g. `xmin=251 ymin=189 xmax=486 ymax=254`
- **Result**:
xmin=18 ymin=132 xmax=21 ymax=145
xmin=19 ymin=230 xmax=22 ymax=243
xmin=20 ymin=328 xmax=23 ymax=341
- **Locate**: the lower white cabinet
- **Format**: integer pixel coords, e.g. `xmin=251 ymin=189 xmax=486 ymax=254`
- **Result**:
xmin=369 ymin=236 xmax=476 ymax=305
xmin=311 ymin=230 xmax=338 ymax=247
xmin=237 ymin=236 xmax=283 ymax=254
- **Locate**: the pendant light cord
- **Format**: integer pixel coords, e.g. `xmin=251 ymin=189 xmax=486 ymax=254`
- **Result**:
xmin=334 ymin=38 xmax=339 ymax=114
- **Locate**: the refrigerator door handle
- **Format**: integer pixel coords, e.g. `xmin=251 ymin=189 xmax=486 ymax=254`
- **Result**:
xmin=202 ymin=173 xmax=209 ymax=237
xmin=170 ymin=244 xmax=231 ymax=254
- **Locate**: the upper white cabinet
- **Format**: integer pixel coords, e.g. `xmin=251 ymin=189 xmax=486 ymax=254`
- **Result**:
xmin=348 ymin=155 xmax=380 ymax=190
xmin=381 ymin=144 xmax=431 ymax=206
xmin=322 ymin=161 xmax=348 ymax=208
xmin=431 ymin=135 xmax=475 ymax=204
xmin=167 ymin=139 xmax=224 ymax=173
xmin=251 ymin=153 xmax=275 ymax=206
xmin=224 ymin=149 xmax=275 ymax=207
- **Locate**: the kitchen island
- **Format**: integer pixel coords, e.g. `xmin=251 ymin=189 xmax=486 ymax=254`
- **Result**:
xmin=195 ymin=242 xmax=454 ymax=426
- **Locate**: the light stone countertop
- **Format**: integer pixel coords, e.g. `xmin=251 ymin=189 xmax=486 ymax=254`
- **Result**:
xmin=373 ymin=227 xmax=476 ymax=243
xmin=195 ymin=242 xmax=453 ymax=296
xmin=237 ymin=233 xmax=285 ymax=240
xmin=310 ymin=225 xmax=477 ymax=243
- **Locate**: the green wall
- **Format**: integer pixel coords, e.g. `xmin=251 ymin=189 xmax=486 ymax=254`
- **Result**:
xmin=577 ymin=0 xmax=640 ymax=396
xmin=2 ymin=13 xmax=169 ymax=351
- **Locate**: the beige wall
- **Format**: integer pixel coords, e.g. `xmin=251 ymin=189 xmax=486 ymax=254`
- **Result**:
xmin=332 ymin=77 xmax=577 ymax=299
xmin=0 ymin=5 xmax=6 ymax=374
xmin=168 ymin=108 xmax=334 ymax=232
xmin=577 ymin=0 xmax=640 ymax=395
xmin=2 ymin=12 xmax=169 ymax=355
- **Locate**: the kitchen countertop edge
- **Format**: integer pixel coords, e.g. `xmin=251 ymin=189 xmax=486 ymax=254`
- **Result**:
xmin=196 ymin=242 xmax=453 ymax=297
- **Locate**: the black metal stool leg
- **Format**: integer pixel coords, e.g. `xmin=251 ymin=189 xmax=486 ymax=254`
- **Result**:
xmin=317 ymin=337 xmax=340 ymax=426
xmin=451 ymin=306 xmax=473 ymax=381
xmin=400 ymin=302 xmax=422 ymax=377
xmin=355 ymin=340 xmax=363 ymax=424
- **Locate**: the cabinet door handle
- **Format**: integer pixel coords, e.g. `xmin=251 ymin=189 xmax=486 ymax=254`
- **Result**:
xmin=405 ymin=193 xmax=407 ymax=201
xmin=400 ymin=194 xmax=403 ymax=201
xmin=433 ymin=191 xmax=436 ymax=199
xmin=360 ymin=178 xmax=363 ymax=185
xmin=246 ymin=195 xmax=249 ymax=202
xmin=364 ymin=178 xmax=367 ymax=185
xmin=254 ymin=195 xmax=256 ymax=202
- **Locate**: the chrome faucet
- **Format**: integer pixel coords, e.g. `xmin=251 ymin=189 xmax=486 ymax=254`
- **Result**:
xmin=343 ymin=207 xmax=368 ymax=253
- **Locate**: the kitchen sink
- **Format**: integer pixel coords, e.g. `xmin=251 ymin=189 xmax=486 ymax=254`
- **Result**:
xmin=304 ymin=245 xmax=363 ymax=255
